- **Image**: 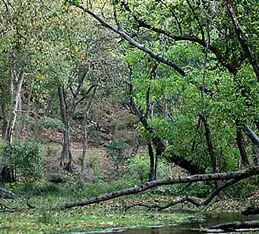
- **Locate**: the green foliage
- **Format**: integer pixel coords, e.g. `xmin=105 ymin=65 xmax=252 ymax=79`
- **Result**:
xmin=37 ymin=210 xmax=56 ymax=225
xmin=1 ymin=141 xmax=43 ymax=181
xmin=126 ymin=154 xmax=150 ymax=183
xmin=116 ymin=0 xmax=259 ymax=176
xmin=126 ymin=154 xmax=171 ymax=184
xmin=39 ymin=116 xmax=65 ymax=131
xmin=107 ymin=139 xmax=129 ymax=158
xmin=107 ymin=139 xmax=129 ymax=175
xmin=63 ymin=0 xmax=80 ymax=7
xmin=225 ymin=177 xmax=259 ymax=199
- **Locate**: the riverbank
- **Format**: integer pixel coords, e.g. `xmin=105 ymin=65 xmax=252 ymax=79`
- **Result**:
xmin=1 ymin=179 xmax=258 ymax=234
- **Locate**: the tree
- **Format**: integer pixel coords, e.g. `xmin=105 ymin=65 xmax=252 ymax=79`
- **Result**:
xmin=0 ymin=0 xmax=59 ymax=181
xmin=71 ymin=1 xmax=259 ymax=179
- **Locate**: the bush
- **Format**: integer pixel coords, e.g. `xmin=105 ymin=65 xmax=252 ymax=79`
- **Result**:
xmin=106 ymin=139 xmax=129 ymax=176
xmin=126 ymin=154 xmax=171 ymax=184
xmin=1 ymin=141 xmax=43 ymax=181
xmin=126 ymin=154 xmax=150 ymax=183
xmin=39 ymin=116 xmax=64 ymax=131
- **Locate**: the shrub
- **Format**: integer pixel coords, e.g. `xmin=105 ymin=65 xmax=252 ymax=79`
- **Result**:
xmin=126 ymin=154 xmax=171 ymax=184
xmin=106 ymin=139 xmax=129 ymax=176
xmin=39 ymin=116 xmax=64 ymax=131
xmin=1 ymin=140 xmax=43 ymax=181
xmin=126 ymin=154 xmax=150 ymax=183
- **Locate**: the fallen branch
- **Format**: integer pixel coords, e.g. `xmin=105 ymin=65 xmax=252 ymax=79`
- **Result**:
xmin=58 ymin=166 xmax=259 ymax=210
xmin=157 ymin=197 xmax=201 ymax=211
xmin=204 ymin=221 xmax=259 ymax=232
xmin=125 ymin=203 xmax=161 ymax=211
xmin=242 ymin=206 xmax=259 ymax=216
xmin=126 ymin=178 xmax=241 ymax=211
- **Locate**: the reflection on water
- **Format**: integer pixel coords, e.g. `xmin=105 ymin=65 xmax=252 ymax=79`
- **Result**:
xmin=97 ymin=213 xmax=259 ymax=234
xmin=116 ymin=226 xmax=201 ymax=234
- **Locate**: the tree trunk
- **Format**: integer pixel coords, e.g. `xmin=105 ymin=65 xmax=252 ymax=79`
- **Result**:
xmin=148 ymin=143 xmax=156 ymax=181
xmin=1 ymin=52 xmax=24 ymax=182
xmin=236 ymin=120 xmax=250 ymax=167
xmin=5 ymin=74 xmax=24 ymax=143
xmin=1 ymin=103 xmax=8 ymax=139
xmin=200 ymin=114 xmax=218 ymax=172
xmin=58 ymin=87 xmax=72 ymax=172
xmin=17 ymin=92 xmax=23 ymax=139
xmin=128 ymin=96 xmax=206 ymax=174
xmin=81 ymin=85 xmax=97 ymax=172
xmin=81 ymin=114 xmax=89 ymax=172
xmin=245 ymin=125 xmax=259 ymax=147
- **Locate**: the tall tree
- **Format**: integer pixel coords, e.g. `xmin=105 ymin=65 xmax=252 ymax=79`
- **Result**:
xmin=71 ymin=0 xmax=259 ymax=176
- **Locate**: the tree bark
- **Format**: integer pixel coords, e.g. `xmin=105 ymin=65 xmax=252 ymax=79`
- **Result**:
xmin=148 ymin=143 xmax=156 ymax=181
xmin=58 ymin=166 xmax=259 ymax=209
xmin=1 ymin=103 xmax=8 ymax=139
xmin=5 ymin=52 xmax=24 ymax=144
xmin=245 ymin=125 xmax=259 ymax=147
xmin=81 ymin=111 xmax=89 ymax=173
xmin=199 ymin=114 xmax=218 ymax=172
xmin=58 ymin=87 xmax=72 ymax=171
xmin=81 ymin=85 xmax=97 ymax=172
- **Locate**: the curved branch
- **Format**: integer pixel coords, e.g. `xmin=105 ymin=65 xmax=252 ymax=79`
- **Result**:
xmin=126 ymin=178 xmax=242 ymax=211
xmin=77 ymin=5 xmax=185 ymax=76
xmin=120 ymin=1 xmax=237 ymax=75
xmin=136 ymin=18 xmax=236 ymax=74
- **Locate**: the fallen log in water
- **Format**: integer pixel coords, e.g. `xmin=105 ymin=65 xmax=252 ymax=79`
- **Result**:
xmin=242 ymin=206 xmax=259 ymax=216
xmin=204 ymin=221 xmax=259 ymax=232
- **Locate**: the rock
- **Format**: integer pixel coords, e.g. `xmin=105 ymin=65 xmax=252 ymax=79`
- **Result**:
xmin=48 ymin=173 xmax=67 ymax=183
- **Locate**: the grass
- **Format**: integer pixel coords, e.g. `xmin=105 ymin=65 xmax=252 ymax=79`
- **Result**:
xmin=0 ymin=141 xmax=200 ymax=233
xmin=0 ymin=181 xmax=199 ymax=234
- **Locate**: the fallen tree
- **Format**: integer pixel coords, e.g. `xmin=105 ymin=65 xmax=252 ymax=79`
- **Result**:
xmin=58 ymin=166 xmax=259 ymax=210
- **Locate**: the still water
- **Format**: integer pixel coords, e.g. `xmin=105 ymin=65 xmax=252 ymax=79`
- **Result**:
xmin=82 ymin=212 xmax=259 ymax=234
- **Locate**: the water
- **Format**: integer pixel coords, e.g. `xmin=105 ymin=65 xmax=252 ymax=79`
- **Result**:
xmin=82 ymin=213 xmax=259 ymax=234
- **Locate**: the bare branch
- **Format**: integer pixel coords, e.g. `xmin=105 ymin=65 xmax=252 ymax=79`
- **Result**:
xmin=77 ymin=5 xmax=185 ymax=76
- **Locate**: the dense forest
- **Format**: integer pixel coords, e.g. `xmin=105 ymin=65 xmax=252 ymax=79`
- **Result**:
xmin=0 ymin=0 xmax=259 ymax=233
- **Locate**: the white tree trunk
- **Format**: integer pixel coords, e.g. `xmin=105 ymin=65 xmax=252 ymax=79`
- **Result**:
xmin=5 ymin=52 xmax=24 ymax=144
